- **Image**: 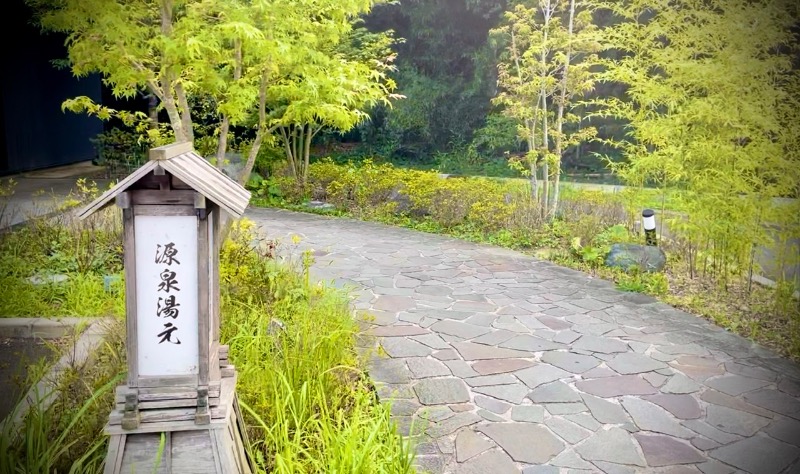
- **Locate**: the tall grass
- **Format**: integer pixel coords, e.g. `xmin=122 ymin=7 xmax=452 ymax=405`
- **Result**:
xmin=220 ymin=221 xmax=414 ymax=473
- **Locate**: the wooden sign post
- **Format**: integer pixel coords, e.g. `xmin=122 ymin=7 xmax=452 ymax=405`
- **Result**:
xmin=79 ymin=142 xmax=252 ymax=474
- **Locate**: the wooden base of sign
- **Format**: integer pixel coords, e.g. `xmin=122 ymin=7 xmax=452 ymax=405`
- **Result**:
xmin=103 ymin=349 xmax=251 ymax=473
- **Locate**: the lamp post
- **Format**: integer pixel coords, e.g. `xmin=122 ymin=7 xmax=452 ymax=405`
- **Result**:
xmin=643 ymin=209 xmax=657 ymax=246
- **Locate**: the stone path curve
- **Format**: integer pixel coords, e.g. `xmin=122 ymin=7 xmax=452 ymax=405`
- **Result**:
xmin=247 ymin=207 xmax=800 ymax=474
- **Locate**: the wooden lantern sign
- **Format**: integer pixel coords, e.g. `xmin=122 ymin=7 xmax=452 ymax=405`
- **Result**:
xmin=79 ymin=142 xmax=252 ymax=473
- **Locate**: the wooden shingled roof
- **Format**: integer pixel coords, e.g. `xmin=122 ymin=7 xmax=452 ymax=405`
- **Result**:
xmin=78 ymin=142 xmax=251 ymax=219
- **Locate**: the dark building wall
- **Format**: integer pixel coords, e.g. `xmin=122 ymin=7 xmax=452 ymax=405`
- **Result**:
xmin=1 ymin=0 xmax=103 ymax=175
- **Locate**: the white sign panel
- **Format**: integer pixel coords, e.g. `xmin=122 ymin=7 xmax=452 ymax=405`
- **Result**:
xmin=134 ymin=215 xmax=199 ymax=376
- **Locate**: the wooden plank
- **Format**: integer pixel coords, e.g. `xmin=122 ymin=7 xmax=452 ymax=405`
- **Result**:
xmin=115 ymin=192 xmax=131 ymax=209
xmin=149 ymin=141 xmax=194 ymax=161
xmin=197 ymin=209 xmax=210 ymax=389
xmin=106 ymin=417 xmax=227 ymax=436
xmin=161 ymin=154 xmax=250 ymax=218
xmin=123 ymin=209 xmax=139 ymax=387
xmin=78 ymin=160 xmax=158 ymax=219
xmin=116 ymin=396 xmax=220 ymax=411
xmin=221 ymin=366 xmax=235 ymax=378
xmin=130 ymin=189 xmax=196 ymax=206
xmin=210 ymin=209 xmax=222 ymax=384
xmin=137 ymin=375 xmax=198 ymax=388
xmin=103 ymin=434 xmax=125 ymax=474
xmin=133 ymin=205 xmax=196 ymax=217
xmin=171 ymin=430 xmax=217 ymax=472
xmin=116 ymin=383 xmax=220 ymax=403
xmin=108 ymin=404 xmax=228 ymax=425
xmin=209 ymin=427 xmax=225 ymax=474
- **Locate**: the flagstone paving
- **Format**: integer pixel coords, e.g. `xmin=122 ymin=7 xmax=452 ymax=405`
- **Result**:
xmin=247 ymin=207 xmax=800 ymax=474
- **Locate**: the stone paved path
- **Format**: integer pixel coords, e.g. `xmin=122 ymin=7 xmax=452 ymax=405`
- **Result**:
xmin=248 ymin=208 xmax=800 ymax=474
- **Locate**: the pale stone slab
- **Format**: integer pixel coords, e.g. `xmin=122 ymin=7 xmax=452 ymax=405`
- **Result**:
xmin=456 ymin=450 xmax=519 ymax=474
xmin=373 ymin=295 xmax=415 ymax=312
xmin=550 ymin=449 xmax=594 ymax=469
xmin=455 ymin=429 xmax=493 ymax=462
xmin=565 ymin=413 xmax=602 ymax=431
xmin=479 ymin=423 xmax=565 ymax=464
xmin=582 ymin=394 xmax=629 ymax=424
xmin=430 ymin=320 xmax=491 ymax=340
xmin=426 ymin=412 xmax=482 ymax=437
xmin=573 ymin=335 xmax=629 ymax=353
xmin=470 ymin=329 xmax=516 ymax=346
xmin=634 ymin=433 xmax=705 ymax=467
xmin=472 ymin=384 xmax=529 ymax=404
xmin=369 ymin=325 xmax=430 ymax=336
xmin=368 ymin=358 xmax=412 ymax=383
xmin=607 ymin=353 xmax=668 ymax=374
xmin=474 ymin=395 xmax=511 ymax=414
xmin=407 ymin=357 xmax=452 ymax=378
xmin=464 ymin=373 xmax=517 ymax=387
xmin=576 ymin=427 xmax=646 ymax=466
xmin=529 ymin=381 xmax=583 ymax=403
xmin=661 ymin=374 xmax=701 ymax=394
xmin=541 ymin=351 xmax=602 ymax=373
xmin=705 ymin=405 xmax=771 ymax=436
xmin=445 ymin=360 xmax=480 ymax=378
xmin=576 ymin=375 xmax=657 ymax=397
xmin=621 ymin=397 xmax=695 ymax=438
xmin=643 ymin=394 xmax=702 ymax=420
xmin=765 ymin=418 xmax=800 ymax=447
xmin=414 ymin=378 xmax=470 ymax=405
xmin=705 ymin=375 xmax=771 ymax=396
xmin=511 ymin=405 xmax=545 ymax=422
xmin=743 ymin=389 xmax=800 ymax=419
xmin=452 ymin=342 xmax=532 ymax=361
xmin=680 ymin=420 xmax=741 ymax=445
xmin=516 ymin=364 xmax=571 ymax=389
xmin=381 ymin=337 xmax=433 ymax=357
xmin=700 ymin=389 xmax=774 ymax=418
xmin=500 ymin=335 xmax=565 ymax=352
xmin=545 ymin=417 xmax=592 ymax=444
xmin=472 ymin=358 xmax=533 ymax=375
xmin=553 ymin=330 xmax=581 ymax=344
xmin=411 ymin=333 xmax=452 ymax=350
xmin=725 ymin=361 xmax=778 ymax=382
xmin=710 ymin=436 xmax=800 ymax=474
xmin=545 ymin=403 xmax=588 ymax=415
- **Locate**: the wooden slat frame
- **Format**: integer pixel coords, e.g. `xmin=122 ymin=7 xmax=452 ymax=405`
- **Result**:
xmin=122 ymin=207 xmax=139 ymax=387
xmin=149 ymin=141 xmax=194 ymax=161
xmin=133 ymin=205 xmax=196 ymax=216
xmin=130 ymin=189 xmax=196 ymax=206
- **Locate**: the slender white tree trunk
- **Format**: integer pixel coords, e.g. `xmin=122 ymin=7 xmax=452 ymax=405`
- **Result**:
xmin=550 ymin=0 xmax=576 ymax=218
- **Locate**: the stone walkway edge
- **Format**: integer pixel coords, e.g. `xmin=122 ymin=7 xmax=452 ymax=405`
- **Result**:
xmin=248 ymin=207 xmax=800 ymax=474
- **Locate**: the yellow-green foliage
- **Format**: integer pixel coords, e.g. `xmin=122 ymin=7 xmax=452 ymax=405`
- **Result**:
xmin=307 ymin=159 xmax=513 ymax=230
xmin=219 ymin=220 xmax=414 ymax=473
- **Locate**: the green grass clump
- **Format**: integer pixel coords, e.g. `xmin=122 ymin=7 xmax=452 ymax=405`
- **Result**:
xmin=220 ymin=220 xmax=414 ymax=473
xmin=0 ymin=216 xmax=414 ymax=473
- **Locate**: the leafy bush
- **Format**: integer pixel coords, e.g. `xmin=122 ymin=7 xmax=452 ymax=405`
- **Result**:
xmin=91 ymin=128 xmax=150 ymax=178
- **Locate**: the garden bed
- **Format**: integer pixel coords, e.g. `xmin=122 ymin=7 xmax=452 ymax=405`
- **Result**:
xmin=251 ymin=159 xmax=800 ymax=361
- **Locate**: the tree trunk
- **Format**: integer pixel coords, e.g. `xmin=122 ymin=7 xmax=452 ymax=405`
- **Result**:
xmin=148 ymin=94 xmax=159 ymax=129
xmin=174 ymin=82 xmax=194 ymax=143
xmin=550 ymin=0 xmax=576 ymax=218
xmin=539 ymin=0 xmax=552 ymax=217
xmin=216 ymin=40 xmax=243 ymax=169
xmin=302 ymin=124 xmax=312 ymax=186
xmin=158 ymin=0 xmax=190 ymax=143
xmin=237 ymin=70 xmax=269 ymax=186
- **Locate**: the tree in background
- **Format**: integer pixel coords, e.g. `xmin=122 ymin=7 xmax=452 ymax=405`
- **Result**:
xmin=492 ymin=0 xmax=600 ymax=216
xmin=28 ymin=0 xmax=396 ymax=184
xmin=359 ymin=0 xmax=508 ymax=162
xmin=596 ymin=0 xmax=800 ymax=285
